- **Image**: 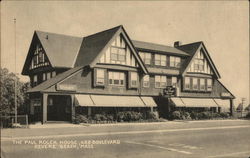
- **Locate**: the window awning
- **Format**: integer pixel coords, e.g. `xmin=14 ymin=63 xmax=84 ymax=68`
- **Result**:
xmin=213 ymin=99 xmax=230 ymax=108
xmin=90 ymin=95 xmax=146 ymax=107
xmin=141 ymin=97 xmax=157 ymax=107
xmin=172 ymin=98 xmax=218 ymax=107
xmin=171 ymin=97 xmax=185 ymax=107
xmin=75 ymin=95 xmax=94 ymax=106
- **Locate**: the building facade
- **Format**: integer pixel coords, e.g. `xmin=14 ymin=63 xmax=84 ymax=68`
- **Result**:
xmin=22 ymin=25 xmax=235 ymax=123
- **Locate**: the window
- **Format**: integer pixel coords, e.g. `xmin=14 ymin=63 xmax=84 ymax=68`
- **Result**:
xmin=184 ymin=77 xmax=190 ymax=90
xmin=108 ymin=71 xmax=125 ymax=86
xmin=155 ymin=75 xmax=166 ymax=88
xmin=194 ymin=58 xmax=204 ymax=71
xmin=47 ymin=72 xmax=51 ymax=80
xmin=130 ymin=72 xmax=138 ymax=87
xmin=155 ymin=54 xmax=166 ymax=66
xmin=143 ymin=75 xmax=150 ymax=87
xmin=38 ymin=51 xmax=44 ymax=63
xmin=170 ymin=56 xmax=181 ymax=68
xmin=207 ymin=79 xmax=212 ymax=91
xmin=192 ymin=78 xmax=198 ymax=90
xmin=171 ymin=77 xmax=177 ymax=87
xmin=110 ymin=47 xmax=126 ymax=64
xmin=96 ymin=69 xmax=105 ymax=86
xmin=139 ymin=52 xmax=151 ymax=65
xmin=200 ymin=78 xmax=205 ymax=90
xmin=33 ymin=75 xmax=37 ymax=86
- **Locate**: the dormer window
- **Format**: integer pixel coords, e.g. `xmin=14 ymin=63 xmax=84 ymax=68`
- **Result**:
xmin=194 ymin=58 xmax=204 ymax=71
xmin=110 ymin=47 xmax=126 ymax=64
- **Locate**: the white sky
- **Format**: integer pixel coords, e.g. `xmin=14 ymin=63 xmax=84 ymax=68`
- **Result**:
xmin=1 ymin=1 xmax=249 ymax=106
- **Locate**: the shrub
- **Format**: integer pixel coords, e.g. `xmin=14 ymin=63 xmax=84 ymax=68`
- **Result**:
xmin=183 ymin=112 xmax=191 ymax=120
xmin=171 ymin=111 xmax=182 ymax=120
xmin=245 ymin=112 xmax=250 ymax=119
xmin=190 ymin=112 xmax=198 ymax=120
xmin=106 ymin=114 xmax=114 ymax=122
xmin=73 ymin=114 xmax=88 ymax=124
xmin=219 ymin=112 xmax=229 ymax=118
xmin=117 ymin=111 xmax=144 ymax=122
xmin=93 ymin=114 xmax=107 ymax=122
xmin=146 ymin=111 xmax=158 ymax=120
xmin=117 ymin=112 xmax=125 ymax=122
xmin=211 ymin=113 xmax=221 ymax=119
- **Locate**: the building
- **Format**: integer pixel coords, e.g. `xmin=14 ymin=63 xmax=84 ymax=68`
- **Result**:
xmin=21 ymin=25 xmax=235 ymax=123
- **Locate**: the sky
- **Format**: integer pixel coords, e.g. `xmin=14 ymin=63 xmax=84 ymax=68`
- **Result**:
xmin=1 ymin=1 xmax=249 ymax=106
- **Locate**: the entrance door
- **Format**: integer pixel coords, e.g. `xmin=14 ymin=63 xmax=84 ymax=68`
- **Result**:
xmin=47 ymin=95 xmax=72 ymax=121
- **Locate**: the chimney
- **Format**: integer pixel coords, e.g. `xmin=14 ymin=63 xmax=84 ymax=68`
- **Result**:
xmin=174 ymin=41 xmax=181 ymax=47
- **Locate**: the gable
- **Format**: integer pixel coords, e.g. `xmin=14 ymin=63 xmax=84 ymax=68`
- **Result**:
xmin=181 ymin=42 xmax=220 ymax=78
xmin=98 ymin=33 xmax=139 ymax=67
xmin=187 ymin=47 xmax=213 ymax=75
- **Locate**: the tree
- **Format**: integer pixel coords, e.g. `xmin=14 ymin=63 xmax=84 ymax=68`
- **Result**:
xmin=245 ymin=104 xmax=250 ymax=111
xmin=236 ymin=103 xmax=243 ymax=112
xmin=0 ymin=68 xmax=30 ymax=116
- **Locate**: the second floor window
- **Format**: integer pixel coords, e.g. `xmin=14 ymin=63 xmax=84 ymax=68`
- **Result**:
xmin=207 ymin=78 xmax=212 ymax=91
xmin=130 ymin=72 xmax=138 ymax=87
xmin=110 ymin=47 xmax=126 ymax=64
xmin=155 ymin=54 xmax=166 ymax=66
xmin=184 ymin=77 xmax=190 ymax=90
xmin=200 ymin=78 xmax=205 ymax=90
xmin=96 ymin=69 xmax=105 ymax=86
xmin=192 ymin=78 xmax=198 ymax=90
xmin=139 ymin=52 xmax=151 ymax=65
xmin=170 ymin=56 xmax=181 ymax=68
xmin=108 ymin=71 xmax=125 ymax=86
xmin=155 ymin=75 xmax=166 ymax=88
xmin=143 ymin=75 xmax=150 ymax=87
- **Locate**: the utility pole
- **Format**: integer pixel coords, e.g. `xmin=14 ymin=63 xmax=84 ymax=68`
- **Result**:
xmin=14 ymin=18 xmax=17 ymax=123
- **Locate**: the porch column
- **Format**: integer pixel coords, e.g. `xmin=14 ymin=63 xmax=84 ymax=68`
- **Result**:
xmin=42 ymin=93 xmax=48 ymax=124
xmin=71 ymin=95 xmax=75 ymax=122
xmin=230 ymin=99 xmax=234 ymax=116
xmin=88 ymin=107 xmax=92 ymax=116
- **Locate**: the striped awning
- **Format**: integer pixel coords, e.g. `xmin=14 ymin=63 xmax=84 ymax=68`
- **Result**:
xmin=75 ymin=95 xmax=157 ymax=107
xmin=171 ymin=97 xmax=218 ymax=107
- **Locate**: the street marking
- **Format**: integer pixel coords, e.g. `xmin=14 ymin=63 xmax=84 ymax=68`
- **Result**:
xmin=2 ymin=125 xmax=250 ymax=141
xmin=207 ymin=151 xmax=250 ymax=158
xmin=168 ymin=143 xmax=202 ymax=150
xmin=124 ymin=141 xmax=192 ymax=155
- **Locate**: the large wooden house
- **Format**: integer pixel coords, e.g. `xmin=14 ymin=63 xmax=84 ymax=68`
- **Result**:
xmin=22 ymin=25 xmax=234 ymax=123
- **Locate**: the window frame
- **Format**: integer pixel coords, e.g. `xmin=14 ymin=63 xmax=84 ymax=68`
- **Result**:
xmin=155 ymin=75 xmax=167 ymax=88
xmin=139 ymin=52 xmax=151 ymax=65
xmin=96 ymin=69 xmax=105 ymax=86
xmin=206 ymin=78 xmax=212 ymax=91
xmin=110 ymin=46 xmax=126 ymax=64
xmin=200 ymin=78 xmax=205 ymax=91
xmin=154 ymin=54 xmax=166 ymax=66
xmin=130 ymin=72 xmax=138 ymax=88
xmin=170 ymin=56 xmax=181 ymax=68
xmin=108 ymin=71 xmax=125 ymax=86
xmin=143 ymin=75 xmax=150 ymax=88
xmin=192 ymin=78 xmax=198 ymax=90
xmin=171 ymin=76 xmax=178 ymax=87
xmin=184 ymin=77 xmax=191 ymax=90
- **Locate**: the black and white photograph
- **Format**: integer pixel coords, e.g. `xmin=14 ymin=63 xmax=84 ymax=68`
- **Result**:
xmin=1 ymin=1 xmax=249 ymax=158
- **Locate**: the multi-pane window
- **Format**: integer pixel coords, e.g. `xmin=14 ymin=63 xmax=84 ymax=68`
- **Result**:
xmin=155 ymin=75 xmax=167 ymax=88
xmin=192 ymin=78 xmax=198 ymax=90
xmin=171 ymin=77 xmax=177 ymax=87
xmin=108 ymin=71 xmax=125 ymax=86
xmin=200 ymin=78 xmax=205 ymax=90
xmin=207 ymin=78 xmax=212 ymax=91
xmin=143 ymin=75 xmax=150 ymax=87
xmin=30 ymin=45 xmax=49 ymax=69
xmin=110 ymin=47 xmax=126 ymax=64
xmin=155 ymin=54 xmax=166 ymax=66
xmin=96 ymin=69 xmax=105 ymax=86
xmin=184 ymin=77 xmax=191 ymax=90
xmin=130 ymin=72 xmax=138 ymax=87
xmin=139 ymin=52 xmax=151 ymax=65
xmin=194 ymin=58 xmax=204 ymax=71
xmin=170 ymin=56 xmax=181 ymax=68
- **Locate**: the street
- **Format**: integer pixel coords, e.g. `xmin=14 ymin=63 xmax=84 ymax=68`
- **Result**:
xmin=1 ymin=120 xmax=250 ymax=158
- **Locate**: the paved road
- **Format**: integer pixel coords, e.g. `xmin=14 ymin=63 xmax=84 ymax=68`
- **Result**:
xmin=1 ymin=120 xmax=250 ymax=158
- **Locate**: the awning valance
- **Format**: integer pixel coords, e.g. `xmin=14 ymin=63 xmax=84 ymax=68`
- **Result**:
xmin=75 ymin=95 xmax=157 ymax=107
xmin=172 ymin=97 xmax=218 ymax=108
